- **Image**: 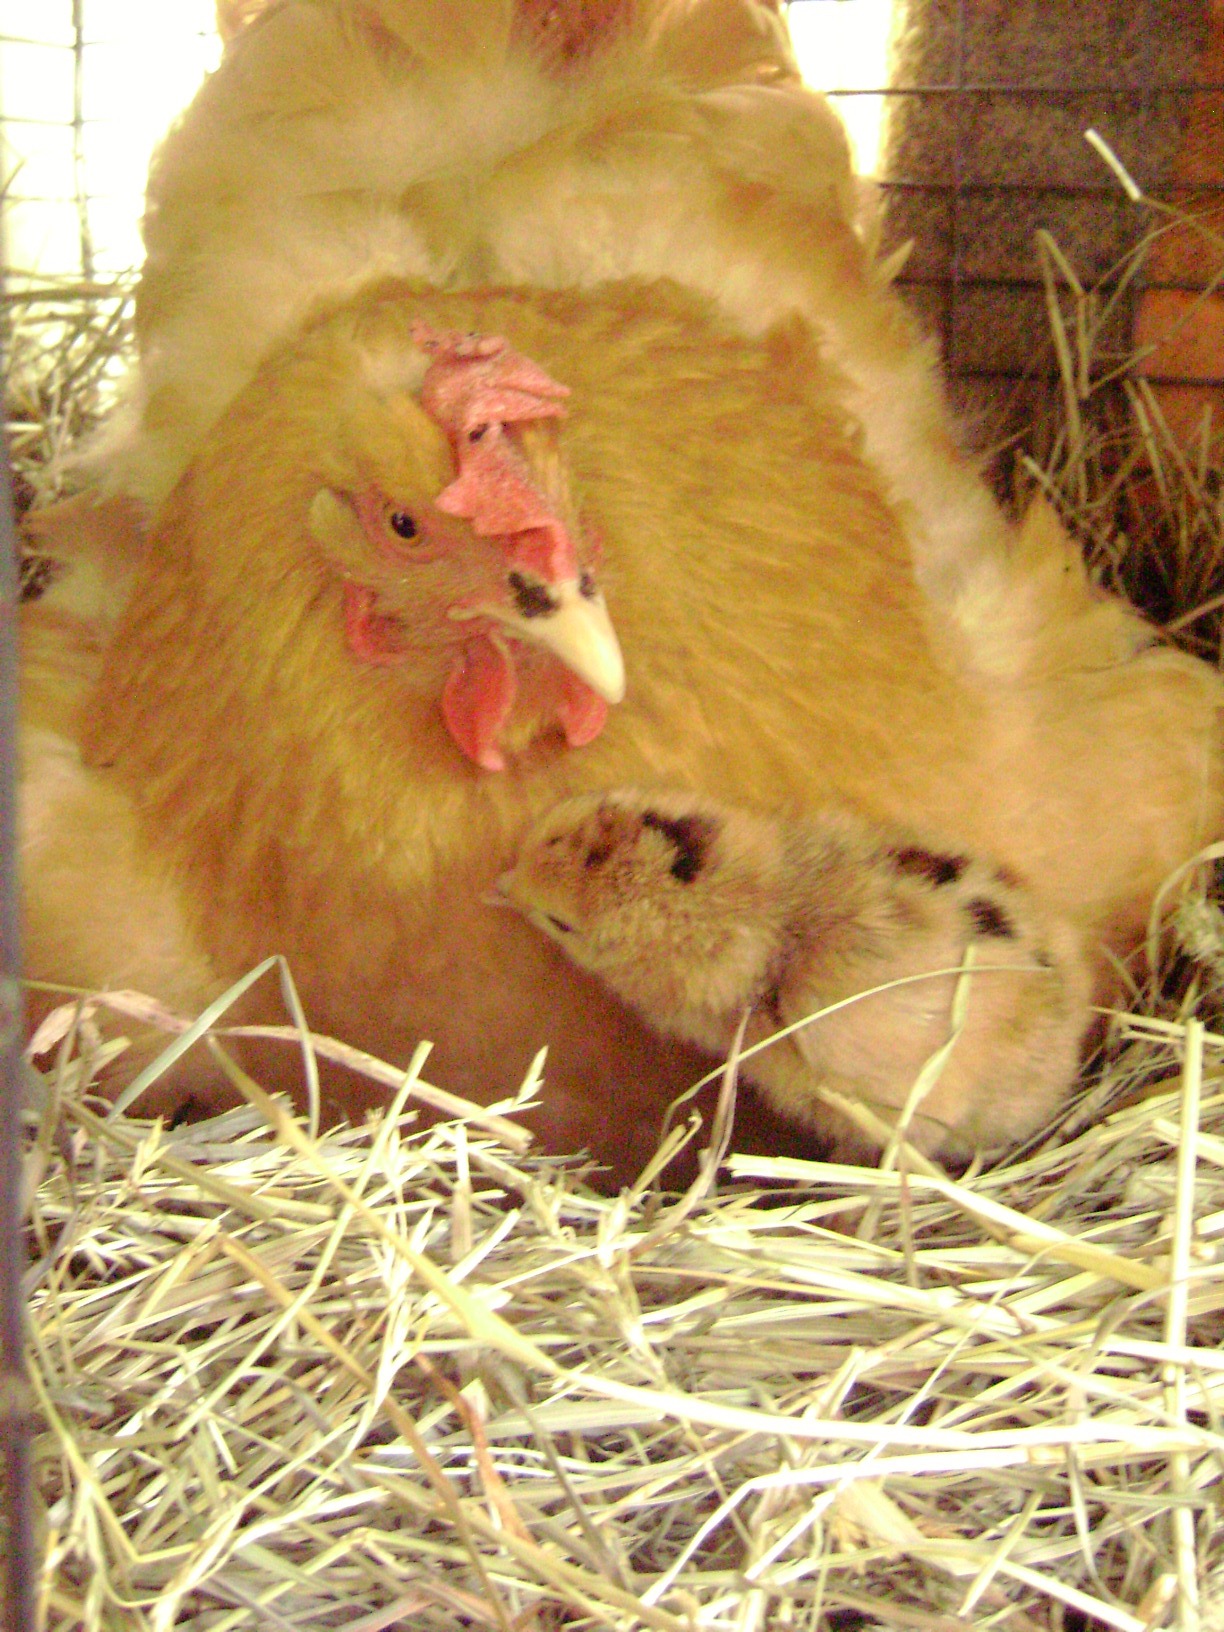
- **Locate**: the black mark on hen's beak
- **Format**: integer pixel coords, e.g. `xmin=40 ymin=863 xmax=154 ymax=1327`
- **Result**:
xmin=463 ymin=569 xmax=625 ymax=703
xmin=508 ymin=570 xmax=560 ymax=619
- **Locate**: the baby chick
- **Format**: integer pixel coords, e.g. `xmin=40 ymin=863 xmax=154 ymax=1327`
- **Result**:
xmin=499 ymin=789 xmax=1093 ymax=1164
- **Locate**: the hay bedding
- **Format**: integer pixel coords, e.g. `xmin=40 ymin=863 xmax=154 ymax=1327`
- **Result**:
xmin=20 ymin=987 xmax=1224 ymax=1631
xmin=4 ymin=276 xmax=134 ymax=530
xmin=10 ymin=205 xmax=1224 ymax=1629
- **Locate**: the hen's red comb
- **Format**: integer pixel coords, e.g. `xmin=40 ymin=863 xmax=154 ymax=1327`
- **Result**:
xmin=413 ymin=321 xmax=578 ymax=582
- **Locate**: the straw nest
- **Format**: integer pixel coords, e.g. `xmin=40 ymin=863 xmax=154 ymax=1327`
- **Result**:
xmin=19 ymin=975 xmax=1224 ymax=1632
xmin=10 ymin=197 xmax=1224 ymax=1629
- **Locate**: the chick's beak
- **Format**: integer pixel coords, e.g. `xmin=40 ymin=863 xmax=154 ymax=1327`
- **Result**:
xmin=465 ymin=572 xmax=626 ymax=705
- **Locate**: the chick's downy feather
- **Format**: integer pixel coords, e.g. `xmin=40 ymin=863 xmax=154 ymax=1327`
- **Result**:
xmin=499 ymin=787 xmax=1094 ymax=1163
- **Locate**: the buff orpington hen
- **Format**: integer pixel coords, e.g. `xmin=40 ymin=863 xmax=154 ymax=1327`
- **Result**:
xmin=18 ymin=0 xmax=1224 ymax=1178
xmin=24 ymin=271 xmax=1222 ymax=1176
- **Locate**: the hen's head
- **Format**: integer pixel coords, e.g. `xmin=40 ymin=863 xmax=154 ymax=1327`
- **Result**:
xmin=222 ymin=285 xmax=625 ymax=771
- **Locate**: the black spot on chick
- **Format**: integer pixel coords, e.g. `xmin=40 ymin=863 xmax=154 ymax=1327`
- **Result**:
xmin=641 ymin=810 xmax=716 ymax=884
xmin=508 ymin=571 xmax=559 ymax=619
xmin=966 ymin=896 xmax=1016 ymax=940
xmin=890 ymin=845 xmax=968 ymax=887
xmin=581 ymin=811 xmax=619 ymax=868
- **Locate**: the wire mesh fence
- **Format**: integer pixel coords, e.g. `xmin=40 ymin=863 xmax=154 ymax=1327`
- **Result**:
xmin=2 ymin=1 xmax=1221 ymax=456
xmin=0 ymin=0 xmax=218 ymax=284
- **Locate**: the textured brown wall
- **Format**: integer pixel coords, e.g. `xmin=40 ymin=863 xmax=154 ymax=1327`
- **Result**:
xmin=1135 ymin=0 xmax=1224 ymax=446
xmin=877 ymin=0 xmax=1213 ymax=441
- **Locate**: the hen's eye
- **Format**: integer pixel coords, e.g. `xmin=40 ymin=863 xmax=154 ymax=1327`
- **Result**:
xmin=388 ymin=510 xmax=418 ymax=540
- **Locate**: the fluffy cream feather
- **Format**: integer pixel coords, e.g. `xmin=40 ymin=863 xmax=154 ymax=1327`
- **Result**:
xmin=98 ymin=0 xmax=1005 ymax=649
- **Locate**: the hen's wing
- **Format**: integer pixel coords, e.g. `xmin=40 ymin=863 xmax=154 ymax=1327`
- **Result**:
xmin=20 ymin=516 xmax=227 ymax=1111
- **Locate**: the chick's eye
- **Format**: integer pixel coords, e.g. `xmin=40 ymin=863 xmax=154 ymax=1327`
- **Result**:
xmin=546 ymin=913 xmax=576 ymax=936
xmin=387 ymin=510 xmax=418 ymax=541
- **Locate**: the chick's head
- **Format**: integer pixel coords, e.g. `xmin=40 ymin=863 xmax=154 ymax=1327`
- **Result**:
xmin=499 ymin=788 xmax=790 ymax=1026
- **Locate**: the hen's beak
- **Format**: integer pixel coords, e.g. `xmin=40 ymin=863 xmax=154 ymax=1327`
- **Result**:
xmin=463 ymin=574 xmax=626 ymax=705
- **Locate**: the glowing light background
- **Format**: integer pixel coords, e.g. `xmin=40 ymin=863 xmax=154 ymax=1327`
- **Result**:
xmin=0 ymin=1 xmax=899 ymax=281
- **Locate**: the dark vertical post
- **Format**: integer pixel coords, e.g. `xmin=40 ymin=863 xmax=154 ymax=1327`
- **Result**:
xmin=0 ymin=444 xmax=33 ymax=1632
